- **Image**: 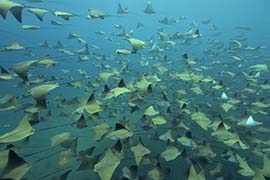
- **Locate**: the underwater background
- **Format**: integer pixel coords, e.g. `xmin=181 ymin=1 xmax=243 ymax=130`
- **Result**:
xmin=0 ymin=0 xmax=270 ymax=180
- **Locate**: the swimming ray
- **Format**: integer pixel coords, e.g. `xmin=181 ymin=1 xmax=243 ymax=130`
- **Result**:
xmin=94 ymin=148 xmax=122 ymax=180
xmin=30 ymin=83 xmax=60 ymax=108
xmin=0 ymin=95 xmax=18 ymax=111
xmin=0 ymin=0 xmax=24 ymax=22
xmin=117 ymin=2 xmax=128 ymax=14
xmin=144 ymin=1 xmax=156 ymax=14
xmin=53 ymin=10 xmax=76 ymax=21
xmin=128 ymin=38 xmax=145 ymax=53
xmin=26 ymin=7 xmax=49 ymax=21
xmin=10 ymin=60 xmax=38 ymax=83
xmin=0 ymin=115 xmax=35 ymax=143
xmin=0 ymin=150 xmax=32 ymax=180
xmin=87 ymin=9 xmax=107 ymax=19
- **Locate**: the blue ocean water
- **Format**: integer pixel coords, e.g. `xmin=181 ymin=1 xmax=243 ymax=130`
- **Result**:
xmin=0 ymin=0 xmax=270 ymax=180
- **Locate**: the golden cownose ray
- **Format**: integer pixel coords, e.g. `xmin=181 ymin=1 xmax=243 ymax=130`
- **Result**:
xmin=117 ymin=2 xmax=128 ymax=14
xmin=67 ymin=32 xmax=80 ymax=39
xmin=156 ymin=65 xmax=168 ymax=74
xmin=160 ymin=145 xmax=182 ymax=161
xmin=53 ymin=10 xmax=75 ymax=20
xmin=73 ymin=44 xmax=90 ymax=55
xmin=144 ymin=1 xmax=156 ymax=14
xmin=0 ymin=115 xmax=35 ymax=143
xmin=92 ymin=123 xmax=111 ymax=141
xmin=94 ymin=148 xmax=122 ymax=180
xmin=221 ymin=102 xmax=234 ymax=112
xmin=136 ymin=75 xmax=152 ymax=93
xmin=188 ymin=165 xmax=205 ymax=180
xmin=121 ymin=166 xmax=138 ymax=180
xmin=0 ymin=0 xmax=24 ymax=22
xmin=158 ymin=31 xmax=168 ymax=41
xmin=99 ymin=72 xmax=115 ymax=83
xmin=228 ymin=40 xmax=242 ymax=50
xmin=51 ymin=132 xmax=71 ymax=148
xmin=10 ymin=60 xmax=38 ymax=82
xmin=73 ymin=93 xmax=102 ymax=114
xmin=209 ymin=163 xmax=222 ymax=177
xmin=238 ymin=115 xmax=263 ymax=127
xmin=146 ymin=165 xmax=160 ymax=179
xmin=159 ymin=130 xmax=174 ymax=142
xmin=131 ymin=138 xmax=151 ymax=165
xmin=72 ymin=114 xmax=88 ymax=129
xmin=26 ymin=7 xmax=48 ymax=21
xmin=210 ymin=122 xmax=235 ymax=140
xmin=147 ymin=74 xmax=161 ymax=84
xmin=50 ymin=20 xmax=63 ymax=26
xmin=144 ymin=105 xmax=159 ymax=116
xmin=37 ymin=55 xmax=58 ymax=68
xmin=29 ymin=83 xmax=59 ymax=108
xmin=0 ymin=66 xmax=15 ymax=80
xmin=194 ymin=143 xmax=216 ymax=158
xmin=223 ymin=135 xmax=249 ymax=149
xmin=191 ymin=112 xmax=211 ymax=130
xmin=127 ymin=38 xmax=146 ymax=53
xmin=249 ymin=64 xmax=268 ymax=72
xmin=0 ymin=150 xmax=31 ymax=180
xmin=78 ymin=55 xmax=89 ymax=62
xmin=177 ymin=131 xmax=197 ymax=148
xmin=262 ymin=155 xmax=270 ymax=177
xmin=0 ymin=149 xmax=9 ymax=168
xmin=0 ymin=95 xmax=18 ymax=111
xmin=236 ymin=154 xmax=255 ymax=177
xmin=87 ymin=9 xmax=107 ymax=19
xmin=2 ymin=41 xmax=25 ymax=51
xmin=115 ymin=48 xmax=132 ymax=55
xmin=108 ymin=79 xmax=131 ymax=98
xmin=68 ymin=80 xmax=83 ymax=89
xmin=106 ymin=123 xmax=133 ymax=140
xmin=21 ymin=24 xmax=40 ymax=30
xmin=151 ymin=115 xmax=167 ymax=125
xmin=58 ymin=138 xmax=77 ymax=167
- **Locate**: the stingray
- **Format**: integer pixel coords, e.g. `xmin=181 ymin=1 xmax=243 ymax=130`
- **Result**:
xmin=0 ymin=0 xmax=24 ymax=22
xmin=136 ymin=22 xmax=143 ymax=29
xmin=73 ymin=44 xmax=90 ymax=55
xmin=87 ymin=9 xmax=107 ymax=19
xmin=115 ymin=49 xmax=132 ymax=55
xmin=67 ymin=33 xmax=80 ymax=39
xmin=144 ymin=1 xmax=155 ymax=14
xmin=73 ymin=93 xmax=102 ymax=114
xmin=38 ymin=40 xmax=49 ymax=48
xmin=50 ymin=20 xmax=63 ymax=26
xmin=21 ymin=24 xmax=40 ymax=30
xmin=0 ymin=95 xmax=17 ymax=111
xmin=2 ymin=41 xmax=25 ymax=51
xmin=54 ymin=40 xmax=64 ymax=49
xmin=0 ymin=145 xmax=71 ymax=180
xmin=94 ymin=148 xmax=122 ymax=180
xmin=53 ymin=10 xmax=75 ymax=21
xmin=0 ymin=66 xmax=14 ymax=80
xmin=37 ymin=55 xmax=58 ymax=68
xmin=29 ymin=83 xmax=59 ymax=108
xmin=0 ymin=150 xmax=32 ymax=180
xmin=117 ymin=2 xmax=128 ymax=14
xmin=128 ymin=38 xmax=146 ymax=53
xmin=10 ymin=60 xmax=38 ymax=82
xmin=26 ymin=7 xmax=49 ymax=21
xmin=0 ymin=115 xmax=35 ymax=143
xmin=201 ymin=18 xmax=212 ymax=25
